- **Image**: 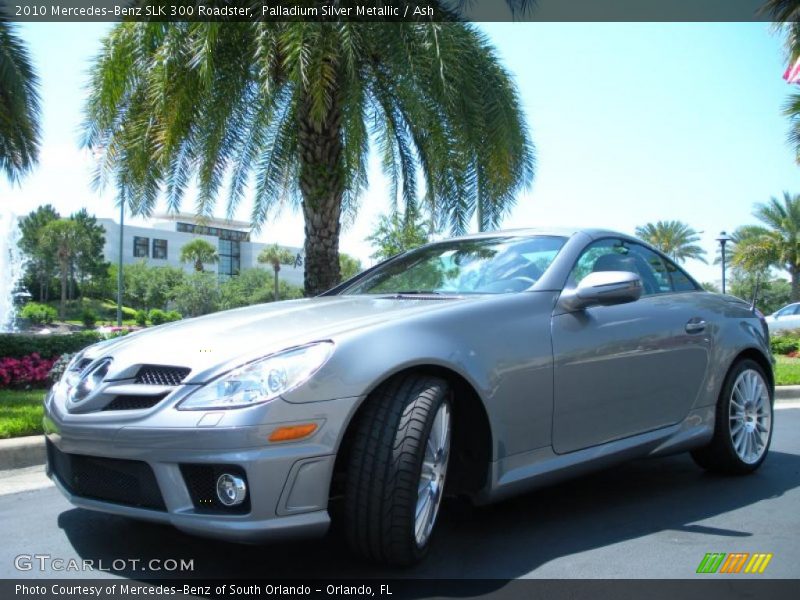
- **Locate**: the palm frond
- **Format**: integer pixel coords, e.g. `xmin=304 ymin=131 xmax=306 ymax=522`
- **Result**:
xmin=0 ymin=19 xmax=41 ymax=182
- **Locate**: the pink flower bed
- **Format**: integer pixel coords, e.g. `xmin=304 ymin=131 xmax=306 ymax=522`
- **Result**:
xmin=0 ymin=353 xmax=58 ymax=388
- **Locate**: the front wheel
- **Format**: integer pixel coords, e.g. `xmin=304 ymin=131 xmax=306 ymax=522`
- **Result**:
xmin=343 ymin=374 xmax=451 ymax=565
xmin=691 ymin=359 xmax=773 ymax=475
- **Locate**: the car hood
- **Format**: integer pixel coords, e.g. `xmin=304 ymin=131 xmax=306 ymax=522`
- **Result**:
xmin=86 ymin=295 xmax=473 ymax=383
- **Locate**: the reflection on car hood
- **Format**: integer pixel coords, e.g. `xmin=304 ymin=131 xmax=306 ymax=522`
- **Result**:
xmin=84 ymin=295 xmax=472 ymax=382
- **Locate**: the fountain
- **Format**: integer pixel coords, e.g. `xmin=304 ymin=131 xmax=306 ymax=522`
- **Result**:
xmin=0 ymin=209 xmax=27 ymax=332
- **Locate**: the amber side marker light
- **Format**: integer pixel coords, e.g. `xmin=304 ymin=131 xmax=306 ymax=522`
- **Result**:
xmin=268 ymin=423 xmax=318 ymax=442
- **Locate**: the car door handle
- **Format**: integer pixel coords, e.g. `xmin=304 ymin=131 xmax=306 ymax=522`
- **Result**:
xmin=685 ymin=318 xmax=707 ymax=334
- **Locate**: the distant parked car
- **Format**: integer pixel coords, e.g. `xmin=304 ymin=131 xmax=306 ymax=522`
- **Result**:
xmin=765 ymin=303 xmax=800 ymax=333
xmin=44 ymin=228 xmax=774 ymax=566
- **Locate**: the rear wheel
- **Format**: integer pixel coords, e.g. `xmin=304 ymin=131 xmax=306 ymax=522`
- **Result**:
xmin=343 ymin=374 xmax=451 ymax=565
xmin=691 ymin=359 xmax=773 ymax=474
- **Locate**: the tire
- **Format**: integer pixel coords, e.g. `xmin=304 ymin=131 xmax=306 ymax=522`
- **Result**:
xmin=691 ymin=359 xmax=773 ymax=475
xmin=344 ymin=374 xmax=452 ymax=566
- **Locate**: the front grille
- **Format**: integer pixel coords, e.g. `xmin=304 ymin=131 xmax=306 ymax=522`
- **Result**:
xmin=180 ymin=464 xmax=250 ymax=514
xmin=135 ymin=365 xmax=190 ymax=386
xmin=47 ymin=440 xmax=166 ymax=511
xmin=102 ymin=393 xmax=168 ymax=411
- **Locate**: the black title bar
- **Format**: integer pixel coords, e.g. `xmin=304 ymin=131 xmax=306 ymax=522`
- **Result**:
xmin=0 ymin=0 xmax=782 ymax=23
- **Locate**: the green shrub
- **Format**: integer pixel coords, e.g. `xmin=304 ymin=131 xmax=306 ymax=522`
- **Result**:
xmin=148 ymin=309 xmax=168 ymax=325
xmin=81 ymin=309 xmax=98 ymax=329
xmin=165 ymin=310 xmax=182 ymax=322
xmin=134 ymin=310 xmax=148 ymax=327
xmin=20 ymin=302 xmax=57 ymax=325
xmin=770 ymin=335 xmax=799 ymax=356
xmin=48 ymin=353 xmax=74 ymax=383
xmin=0 ymin=331 xmax=105 ymax=359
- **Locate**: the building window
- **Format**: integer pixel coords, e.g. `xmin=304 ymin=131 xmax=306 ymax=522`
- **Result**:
xmin=218 ymin=239 xmax=240 ymax=280
xmin=176 ymin=222 xmax=250 ymax=242
xmin=133 ymin=236 xmax=149 ymax=258
xmin=152 ymin=239 xmax=168 ymax=260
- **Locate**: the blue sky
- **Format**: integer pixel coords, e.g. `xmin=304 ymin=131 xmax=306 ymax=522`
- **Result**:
xmin=2 ymin=21 xmax=799 ymax=284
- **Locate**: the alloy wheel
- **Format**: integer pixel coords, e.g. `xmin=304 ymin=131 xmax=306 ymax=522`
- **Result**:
xmin=729 ymin=369 xmax=772 ymax=464
xmin=415 ymin=401 xmax=451 ymax=547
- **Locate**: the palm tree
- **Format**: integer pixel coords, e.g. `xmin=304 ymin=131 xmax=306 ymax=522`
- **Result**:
xmin=258 ymin=244 xmax=296 ymax=301
xmin=634 ymin=220 xmax=707 ymax=264
xmin=38 ymin=220 xmax=80 ymax=319
xmin=180 ymin=239 xmax=218 ymax=272
xmin=82 ymin=20 xmax=534 ymax=295
xmin=762 ymin=2 xmax=800 ymax=161
xmin=0 ymin=19 xmax=41 ymax=183
xmin=732 ymin=192 xmax=800 ymax=301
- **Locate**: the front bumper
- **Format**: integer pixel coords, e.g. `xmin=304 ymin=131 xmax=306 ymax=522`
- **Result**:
xmin=43 ymin=387 xmax=359 ymax=544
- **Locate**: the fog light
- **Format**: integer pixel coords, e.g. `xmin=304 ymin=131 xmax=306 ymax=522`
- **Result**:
xmin=216 ymin=473 xmax=247 ymax=506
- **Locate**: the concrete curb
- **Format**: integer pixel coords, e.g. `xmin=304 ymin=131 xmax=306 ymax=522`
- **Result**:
xmin=3 ymin=389 xmax=800 ymax=472
xmin=0 ymin=435 xmax=45 ymax=471
xmin=775 ymin=385 xmax=800 ymax=400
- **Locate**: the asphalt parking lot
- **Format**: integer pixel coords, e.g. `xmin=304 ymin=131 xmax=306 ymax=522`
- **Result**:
xmin=0 ymin=406 xmax=798 ymax=581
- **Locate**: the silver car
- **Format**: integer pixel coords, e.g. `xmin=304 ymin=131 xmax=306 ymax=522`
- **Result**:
xmin=43 ymin=228 xmax=774 ymax=566
xmin=765 ymin=302 xmax=800 ymax=333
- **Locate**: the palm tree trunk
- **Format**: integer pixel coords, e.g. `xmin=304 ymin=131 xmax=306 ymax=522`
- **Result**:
xmin=792 ymin=269 xmax=800 ymax=302
xmin=297 ymin=94 xmax=343 ymax=296
xmin=273 ymin=267 xmax=279 ymax=302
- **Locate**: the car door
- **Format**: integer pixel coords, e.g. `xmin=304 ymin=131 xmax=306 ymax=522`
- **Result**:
xmin=551 ymin=238 xmax=711 ymax=454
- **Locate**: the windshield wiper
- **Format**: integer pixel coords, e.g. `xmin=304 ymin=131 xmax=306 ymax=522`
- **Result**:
xmin=393 ymin=290 xmax=444 ymax=295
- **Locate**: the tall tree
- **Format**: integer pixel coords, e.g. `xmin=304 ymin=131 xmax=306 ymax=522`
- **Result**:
xmin=258 ymin=243 xmax=296 ymax=301
xmin=0 ymin=19 xmax=41 ymax=183
xmin=339 ymin=253 xmax=362 ymax=280
xmin=82 ymin=20 xmax=534 ymax=295
xmin=634 ymin=220 xmax=707 ymax=264
xmin=732 ymin=192 xmax=800 ymax=301
xmin=367 ymin=211 xmax=430 ymax=261
xmin=69 ymin=209 xmax=108 ymax=300
xmin=38 ymin=220 xmax=81 ymax=319
xmin=18 ymin=204 xmax=59 ymax=301
xmin=173 ymin=272 xmax=220 ymax=317
xmin=180 ymin=239 xmax=218 ymax=272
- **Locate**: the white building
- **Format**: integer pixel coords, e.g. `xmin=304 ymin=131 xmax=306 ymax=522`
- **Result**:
xmin=99 ymin=213 xmax=304 ymax=287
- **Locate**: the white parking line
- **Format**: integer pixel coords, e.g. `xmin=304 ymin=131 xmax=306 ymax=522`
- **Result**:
xmin=776 ymin=401 xmax=800 ymax=410
xmin=0 ymin=465 xmax=52 ymax=495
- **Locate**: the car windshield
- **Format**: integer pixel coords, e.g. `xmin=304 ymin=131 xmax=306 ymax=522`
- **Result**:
xmin=343 ymin=235 xmax=567 ymax=296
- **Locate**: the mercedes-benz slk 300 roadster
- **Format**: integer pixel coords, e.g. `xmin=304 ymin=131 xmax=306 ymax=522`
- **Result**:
xmin=43 ymin=228 xmax=774 ymax=565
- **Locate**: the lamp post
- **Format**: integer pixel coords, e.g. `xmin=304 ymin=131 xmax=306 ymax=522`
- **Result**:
xmin=117 ymin=201 xmax=124 ymax=327
xmin=716 ymin=231 xmax=732 ymax=294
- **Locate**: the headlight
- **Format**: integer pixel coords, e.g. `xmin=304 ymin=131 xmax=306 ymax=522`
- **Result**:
xmin=61 ymin=351 xmax=91 ymax=387
xmin=177 ymin=342 xmax=334 ymax=411
xmin=69 ymin=358 xmax=112 ymax=403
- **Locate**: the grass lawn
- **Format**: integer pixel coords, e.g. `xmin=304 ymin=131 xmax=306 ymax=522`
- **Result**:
xmin=0 ymin=389 xmax=46 ymax=439
xmin=774 ymin=355 xmax=800 ymax=386
xmin=44 ymin=298 xmax=138 ymax=324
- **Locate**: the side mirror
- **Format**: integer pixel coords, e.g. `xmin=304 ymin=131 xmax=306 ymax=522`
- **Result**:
xmin=560 ymin=271 xmax=643 ymax=311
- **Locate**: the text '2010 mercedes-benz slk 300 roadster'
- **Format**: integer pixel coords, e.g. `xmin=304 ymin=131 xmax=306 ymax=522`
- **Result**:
xmin=44 ymin=228 xmax=774 ymax=565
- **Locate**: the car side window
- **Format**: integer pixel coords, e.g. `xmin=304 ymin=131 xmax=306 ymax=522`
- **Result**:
xmin=628 ymin=244 xmax=672 ymax=293
xmin=776 ymin=305 xmax=799 ymax=317
xmin=662 ymin=259 xmax=699 ymax=292
xmin=569 ymin=239 xmax=621 ymax=287
xmin=569 ymin=239 xmax=686 ymax=296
